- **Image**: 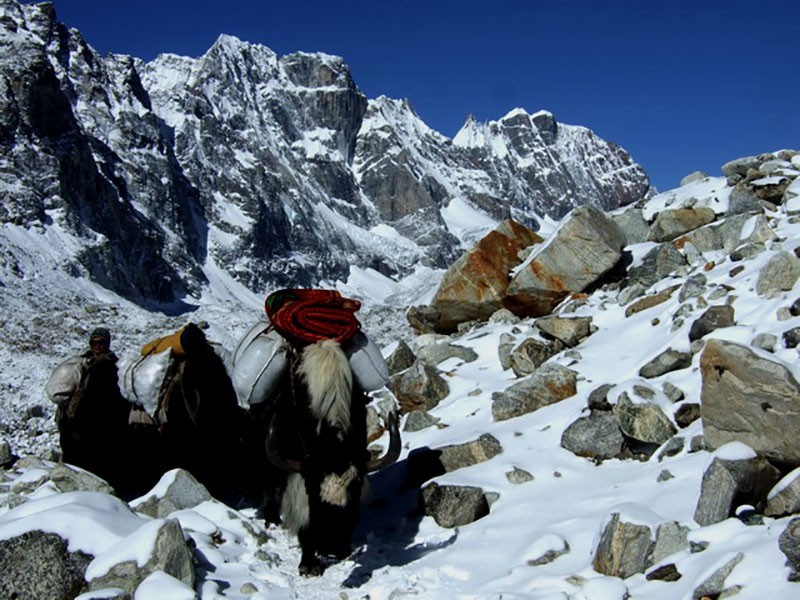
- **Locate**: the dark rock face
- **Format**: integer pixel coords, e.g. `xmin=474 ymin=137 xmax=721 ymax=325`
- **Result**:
xmin=0 ymin=1 xmax=652 ymax=307
xmin=0 ymin=530 xmax=93 ymax=600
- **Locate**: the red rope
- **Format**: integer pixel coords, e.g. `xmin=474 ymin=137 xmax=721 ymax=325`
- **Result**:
xmin=265 ymin=289 xmax=361 ymax=346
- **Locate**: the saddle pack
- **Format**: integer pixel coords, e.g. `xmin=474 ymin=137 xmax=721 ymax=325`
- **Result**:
xmin=231 ymin=289 xmax=390 ymax=407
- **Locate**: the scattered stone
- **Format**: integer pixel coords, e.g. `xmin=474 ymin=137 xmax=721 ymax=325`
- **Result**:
xmin=406 ymin=434 xmax=503 ymax=486
xmin=700 ymin=339 xmax=800 ymax=464
xmin=650 ymin=521 xmax=690 ymax=566
xmin=0 ymin=530 xmax=92 ymax=600
xmin=613 ymin=392 xmax=677 ymax=445
xmin=692 ymin=552 xmax=744 ymax=600
xmin=415 ymin=342 xmax=478 ymax=367
xmin=130 ymin=469 xmax=212 ymax=518
xmin=756 ymin=251 xmax=800 ymax=298
xmin=0 ymin=439 xmax=13 ymax=468
xmin=783 ymin=327 xmax=800 ymax=349
xmin=674 ymin=403 xmax=701 ymax=428
xmin=625 ymin=286 xmax=679 ymax=318
xmin=491 ymin=363 xmax=577 ymax=421
xmin=694 ymin=448 xmax=781 ymax=526
xmin=646 ymin=563 xmax=682 ymax=582
xmin=506 ymin=467 xmax=534 ymax=484
xmin=593 ymin=513 xmax=654 ymax=579
xmin=627 ymin=246 xmax=687 ymax=290
xmin=86 ymin=519 xmax=195 ymax=594
xmin=647 ymin=207 xmax=716 ymax=243
xmin=419 ymin=482 xmax=490 ymax=528
xmin=752 ymin=332 xmax=777 ymax=352
xmin=391 ymin=360 xmax=450 ymax=414
xmin=587 ymin=384 xmax=614 ymax=411
xmin=688 ymin=305 xmax=735 ymax=342
xmin=765 ymin=468 xmax=800 ymax=517
xmin=403 ymin=411 xmax=441 ymax=433
xmin=508 ymin=337 xmax=558 ymax=377
xmin=561 ymin=411 xmax=625 ymax=461
xmin=639 ymin=348 xmax=692 ymax=378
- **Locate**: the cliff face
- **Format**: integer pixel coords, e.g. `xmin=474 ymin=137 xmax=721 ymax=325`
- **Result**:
xmin=0 ymin=0 xmax=651 ymax=306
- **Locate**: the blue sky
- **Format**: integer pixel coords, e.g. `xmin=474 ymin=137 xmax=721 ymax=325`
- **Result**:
xmin=38 ymin=0 xmax=799 ymax=192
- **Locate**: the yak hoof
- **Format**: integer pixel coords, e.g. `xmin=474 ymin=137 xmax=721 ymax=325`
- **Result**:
xmin=299 ymin=558 xmax=326 ymax=577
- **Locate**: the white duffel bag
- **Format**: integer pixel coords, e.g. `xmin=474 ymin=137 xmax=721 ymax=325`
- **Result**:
xmin=232 ymin=321 xmax=390 ymax=407
xmin=118 ymin=349 xmax=174 ymax=416
xmin=231 ymin=321 xmax=290 ymax=408
xmin=344 ymin=331 xmax=390 ymax=392
xmin=45 ymin=356 xmax=85 ymax=406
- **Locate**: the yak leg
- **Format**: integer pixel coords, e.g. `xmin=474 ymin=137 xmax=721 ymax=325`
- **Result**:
xmin=297 ymin=527 xmax=326 ymax=576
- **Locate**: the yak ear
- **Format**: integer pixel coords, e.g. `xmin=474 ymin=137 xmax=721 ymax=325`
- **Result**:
xmin=366 ymin=411 xmax=401 ymax=473
xmin=265 ymin=413 xmax=304 ymax=473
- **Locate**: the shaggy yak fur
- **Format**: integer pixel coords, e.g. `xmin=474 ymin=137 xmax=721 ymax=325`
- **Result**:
xmin=157 ymin=323 xmax=252 ymax=503
xmin=265 ymin=339 xmax=399 ymax=576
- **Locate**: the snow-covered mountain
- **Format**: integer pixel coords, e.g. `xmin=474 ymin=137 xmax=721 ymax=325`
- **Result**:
xmin=0 ymin=0 xmax=650 ymax=309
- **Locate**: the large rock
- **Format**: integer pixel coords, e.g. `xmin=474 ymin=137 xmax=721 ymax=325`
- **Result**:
xmin=419 ymin=482 xmax=490 ymax=528
xmin=491 ymin=363 xmax=577 ymax=421
xmin=86 ymin=519 xmax=195 ymax=594
xmin=646 ymin=207 xmax=716 ymax=242
xmin=391 ymin=360 xmax=450 ymax=414
xmin=504 ymin=206 xmax=626 ymax=317
xmin=418 ymin=219 xmax=542 ymax=333
xmin=700 ymin=339 xmax=800 ymax=465
xmin=0 ymin=530 xmax=92 ymax=600
xmin=593 ymin=513 xmax=654 ymax=579
xmin=407 ymin=434 xmax=503 ymax=486
xmin=130 ymin=468 xmax=213 ymax=518
xmin=693 ymin=444 xmax=781 ymax=526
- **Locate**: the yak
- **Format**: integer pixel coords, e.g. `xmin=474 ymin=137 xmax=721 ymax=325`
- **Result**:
xmin=263 ymin=338 xmax=400 ymax=576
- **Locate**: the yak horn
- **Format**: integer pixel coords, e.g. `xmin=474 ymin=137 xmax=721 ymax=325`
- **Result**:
xmin=366 ymin=411 xmax=401 ymax=473
xmin=265 ymin=414 xmax=304 ymax=473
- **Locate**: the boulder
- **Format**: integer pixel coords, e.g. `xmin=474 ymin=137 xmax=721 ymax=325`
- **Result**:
xmin=561 ymin=411 xmax=625 ymax=461
xmin=0 ymin=530 xmax=92 ymax=600
xmin=130 ymin=469 xmax=213 ymax=519
xmin=688 ymin=305 xmax=735 ymax=342
xmin=386 ymin=339 xmax=416 ymax=375
xmin=627 ymin=245 xmax=687 ymax=290
xmin=765 ymin=468 xmax=800 ymax=517
xmin=391 ymin=360 xmax=450 ymax=414
xmin=593 ymin=513 xmax=654 ymax=579
xmin=420 ymin=219 xmax=542 ymax=333
xmin=86 ymin=519 xmax=195 ymax=594
xmin=693 ymin=445 xmax=781 ymax=526
xmin=639 ymin=348 xmax=693 ymax=379
xmin=419 ymin=482 xmax=490 ymax=528
xmin=491 ymin=363 xmax=577 ymax=421
xmin=406 ymin=433 xmax=502 ymax=486
xmin=700 ymin=339 xmax=800 ymax=465
xmin=756 ymin=251 xmax=800 ymax=298
xmin=504 ymin=206 xmax=625 ymax=317
xmin=647 ymin=207 xmax=716 ymax=243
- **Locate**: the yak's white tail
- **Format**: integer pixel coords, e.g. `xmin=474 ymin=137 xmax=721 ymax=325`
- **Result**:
xmin=299 ymin=339 xmax=353 ymax=432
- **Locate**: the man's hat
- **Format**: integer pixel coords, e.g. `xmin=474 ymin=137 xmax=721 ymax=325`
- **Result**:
xmin=89 ymin=327 xmax=111 ymax=344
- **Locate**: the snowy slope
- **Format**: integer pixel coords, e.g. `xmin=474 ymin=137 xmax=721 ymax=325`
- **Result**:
xmin=2 ymin=164 xmax=800 ymax=598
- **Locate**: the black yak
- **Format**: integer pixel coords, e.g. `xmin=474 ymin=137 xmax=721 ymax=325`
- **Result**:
xmin=240 ymin=289 xmax=400 ymax=576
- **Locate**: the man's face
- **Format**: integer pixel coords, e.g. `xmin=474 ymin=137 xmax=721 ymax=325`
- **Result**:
xmin=90 ymin=337 xmax=109 ymax=353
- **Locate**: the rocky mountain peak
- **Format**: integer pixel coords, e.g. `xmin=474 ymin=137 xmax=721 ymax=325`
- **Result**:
xmin=0 ymin=0 xmax=652 ymax=308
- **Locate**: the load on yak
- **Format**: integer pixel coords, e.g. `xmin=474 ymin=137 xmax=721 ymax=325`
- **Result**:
xmin=47 ymin=323 xmax=251 ymax=502
xmin=232 ymin=289 xmax=401 ymax=576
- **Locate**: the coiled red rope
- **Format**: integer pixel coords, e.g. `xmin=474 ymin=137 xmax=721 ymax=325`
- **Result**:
xmin=265 ymin=288 xmax=362 ymax=346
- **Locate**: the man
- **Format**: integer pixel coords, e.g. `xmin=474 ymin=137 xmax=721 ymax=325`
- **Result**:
xmin=84 ymin=327 xmax=115 ymax=359
xmin=47 ymin=327 xmax=154 ymax=497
